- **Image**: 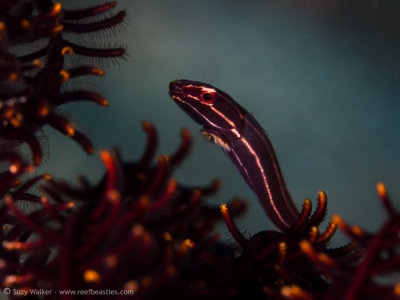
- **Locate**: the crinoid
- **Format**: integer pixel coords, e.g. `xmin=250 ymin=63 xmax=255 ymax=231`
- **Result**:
xmin=218 ymin=191 xmax=355 ymax=299
xmin=0 ymin=123 xmax=246 ymax=299
xmin=218 ymin=183 xmax=399 ymax=300
xmin=0 ymin=1 xmax=126 ymax=165
xmin=294 ymin=183 xmax=400 ymax=300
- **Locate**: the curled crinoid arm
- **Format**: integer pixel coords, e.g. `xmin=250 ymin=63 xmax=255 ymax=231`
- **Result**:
xmin=90 ymin=150 xmax=122 ymax=220
xmin=63 ymin=40 xmax=126 ymax=60
xmin=4 ymin=194 xmax=58 ymax=240
xmin=315 ymin=221 xmax=337 ymax=245
xmin=332 ymin=214 xmax=370 ymax=246
xmin=62 ymin=11 xmax=127 ymax=34
xmin=308 ymin=191 xmax=328 ymax=227
xmin=287 ymin=191 xmax=327 ymax=237
xmin=300 ymin=240 xmax=345 ymax=280
xmin=170 ymin=128 xmax=192 ymax=166
xmin=150 ymin=178 xmax=177 ymax=212
xmin=45 ymin=112 xmax=94 ymax=154
xmin=288 ymin=198 xmax=312 ymax=234
xmin=221 ymin=203 xmax=247 ymax=248
xmin=52 ymin=89 xmax=108 ymax=106
xmin=137 ymin=121 xmax=158 ymax=171
xmin=145 ymin=154 xmax=170 ymax=196
xmin=376 ymin=182 xmax=396 ymax=217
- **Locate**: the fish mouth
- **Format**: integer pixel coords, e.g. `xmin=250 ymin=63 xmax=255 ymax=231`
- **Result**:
xmin=168 ymin=80 xmax=188 ymax=101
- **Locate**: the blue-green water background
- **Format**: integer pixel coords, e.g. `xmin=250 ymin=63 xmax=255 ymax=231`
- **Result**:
xmin=40 ymin=0 xmax=399 ymax=243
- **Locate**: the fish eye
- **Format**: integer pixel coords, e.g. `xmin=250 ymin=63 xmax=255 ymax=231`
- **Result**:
xmin=200 ymin=92 xmax=215 ymax=103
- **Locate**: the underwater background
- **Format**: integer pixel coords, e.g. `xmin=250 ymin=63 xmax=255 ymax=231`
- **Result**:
xmin=38 ymin=0 xmax=400 ymax=242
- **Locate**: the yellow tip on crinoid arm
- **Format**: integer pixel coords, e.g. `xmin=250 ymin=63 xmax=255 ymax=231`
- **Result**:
xmin=83 ymin=269 xmax=101 ymax=283
xmin=377 ymin=182 xmax=386 ymax=199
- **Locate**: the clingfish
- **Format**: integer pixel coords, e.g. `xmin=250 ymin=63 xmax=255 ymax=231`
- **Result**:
xmin=169 ymin=80 xmax=299 ymax=231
